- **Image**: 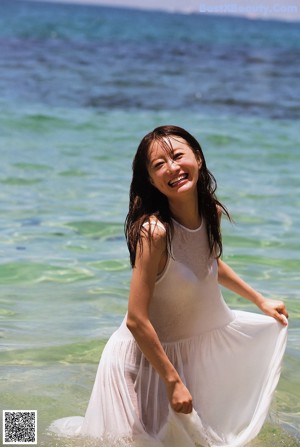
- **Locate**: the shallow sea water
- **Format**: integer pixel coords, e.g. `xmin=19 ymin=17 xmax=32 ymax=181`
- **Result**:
xmin=1 ymin=108 xmax=299 ymax=446
xmin=0 ymin=1 xmax=299 ymax=445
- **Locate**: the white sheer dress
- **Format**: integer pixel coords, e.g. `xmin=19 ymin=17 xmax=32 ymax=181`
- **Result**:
xmin=49 ymin=218 xmax=287 ymax=447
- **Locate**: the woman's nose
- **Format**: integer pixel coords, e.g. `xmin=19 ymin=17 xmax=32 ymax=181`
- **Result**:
xmin=166 ymin=159 xmax=179 ymax=173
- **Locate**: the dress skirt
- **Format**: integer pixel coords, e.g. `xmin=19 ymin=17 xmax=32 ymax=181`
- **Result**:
xmin=49 ymin=310 xmax=287 ymax=447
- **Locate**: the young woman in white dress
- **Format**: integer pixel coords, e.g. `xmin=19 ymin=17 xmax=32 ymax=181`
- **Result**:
xmin=49 ymin=125 xmax=288 ymax=447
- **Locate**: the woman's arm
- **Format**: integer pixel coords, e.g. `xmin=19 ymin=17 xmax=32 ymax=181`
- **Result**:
xmin=217 ymin=258 xmax=288 ymax=325
xmin=126 ymin=223 xmax=193 ymax=414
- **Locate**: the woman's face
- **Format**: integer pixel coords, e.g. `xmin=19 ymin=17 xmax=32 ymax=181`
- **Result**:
xmin=147 ymin=136 xmax=202 ymax=201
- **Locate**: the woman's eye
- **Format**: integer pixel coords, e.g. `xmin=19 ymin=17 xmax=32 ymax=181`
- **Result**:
xmin=174 ymin=152 xmax=183 ymax=159
xmin=154 ymin=161 xmax=164 ymax=169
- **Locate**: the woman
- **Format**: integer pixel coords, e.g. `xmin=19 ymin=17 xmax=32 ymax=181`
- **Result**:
xmin=49 ymin=125 xmax=288 ymax=447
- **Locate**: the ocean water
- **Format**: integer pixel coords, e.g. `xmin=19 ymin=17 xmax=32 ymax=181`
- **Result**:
xmin=0 ymin=1 xmax=299 ymax=446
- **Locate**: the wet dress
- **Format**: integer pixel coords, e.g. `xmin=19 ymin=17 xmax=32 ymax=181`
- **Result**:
xmin=49 ymin=218 xmax=287 ymax=447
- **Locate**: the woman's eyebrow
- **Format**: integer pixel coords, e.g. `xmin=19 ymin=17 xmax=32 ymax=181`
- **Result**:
xmin=172 ymin=146 xmax=185 ymax=152
xmin=149 ymin=155 xmax=163 ymax=166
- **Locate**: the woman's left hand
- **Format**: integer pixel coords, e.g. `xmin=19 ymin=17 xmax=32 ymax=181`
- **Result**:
xmin=259 ymin=298 xmax=289 ymax=326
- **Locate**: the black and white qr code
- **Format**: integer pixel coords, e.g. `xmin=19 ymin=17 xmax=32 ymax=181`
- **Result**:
xmin=3 ymin=411 xmax=37 ymax=445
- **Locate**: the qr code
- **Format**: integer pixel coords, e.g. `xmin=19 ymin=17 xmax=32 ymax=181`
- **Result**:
xmin=3 ymin=411 xmax=37 ymax=445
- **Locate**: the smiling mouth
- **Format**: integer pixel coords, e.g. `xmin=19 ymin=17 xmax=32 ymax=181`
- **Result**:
xmin=168 ymin=174 xmax=188 ymax=187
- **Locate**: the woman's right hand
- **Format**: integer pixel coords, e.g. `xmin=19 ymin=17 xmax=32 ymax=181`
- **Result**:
xmin=166 ymin=380 xmax=193 ymax=414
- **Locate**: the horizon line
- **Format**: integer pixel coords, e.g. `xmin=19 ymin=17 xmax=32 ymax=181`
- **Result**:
xmin=18 ymin=0 xmax=300 ymax=23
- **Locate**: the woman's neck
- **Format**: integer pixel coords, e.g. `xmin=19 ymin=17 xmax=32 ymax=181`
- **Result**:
xmin=169 ymin=195 xmax=201 ymax=230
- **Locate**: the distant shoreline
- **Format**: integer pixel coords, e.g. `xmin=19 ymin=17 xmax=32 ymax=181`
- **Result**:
xmin=16 ymin=0 xmax=300 ymax=23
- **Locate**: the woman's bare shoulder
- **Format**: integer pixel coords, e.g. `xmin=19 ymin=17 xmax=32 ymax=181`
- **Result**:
xmin=141 ymin=216 xmax=167 ymax=245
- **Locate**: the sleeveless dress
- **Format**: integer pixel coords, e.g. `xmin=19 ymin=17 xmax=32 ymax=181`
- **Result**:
xmin=49 ymin=218 xmax=288 ymax=447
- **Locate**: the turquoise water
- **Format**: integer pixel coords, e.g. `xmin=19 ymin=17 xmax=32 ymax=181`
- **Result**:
xmin=0 ymin=1 xmax=300 ymax=445
xmin=1 ymin=108 xmax=299 ymax=445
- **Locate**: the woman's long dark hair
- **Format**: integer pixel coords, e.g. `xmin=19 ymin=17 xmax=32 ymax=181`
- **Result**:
xmin=125 ymin=125 xmax=230 ymax=267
